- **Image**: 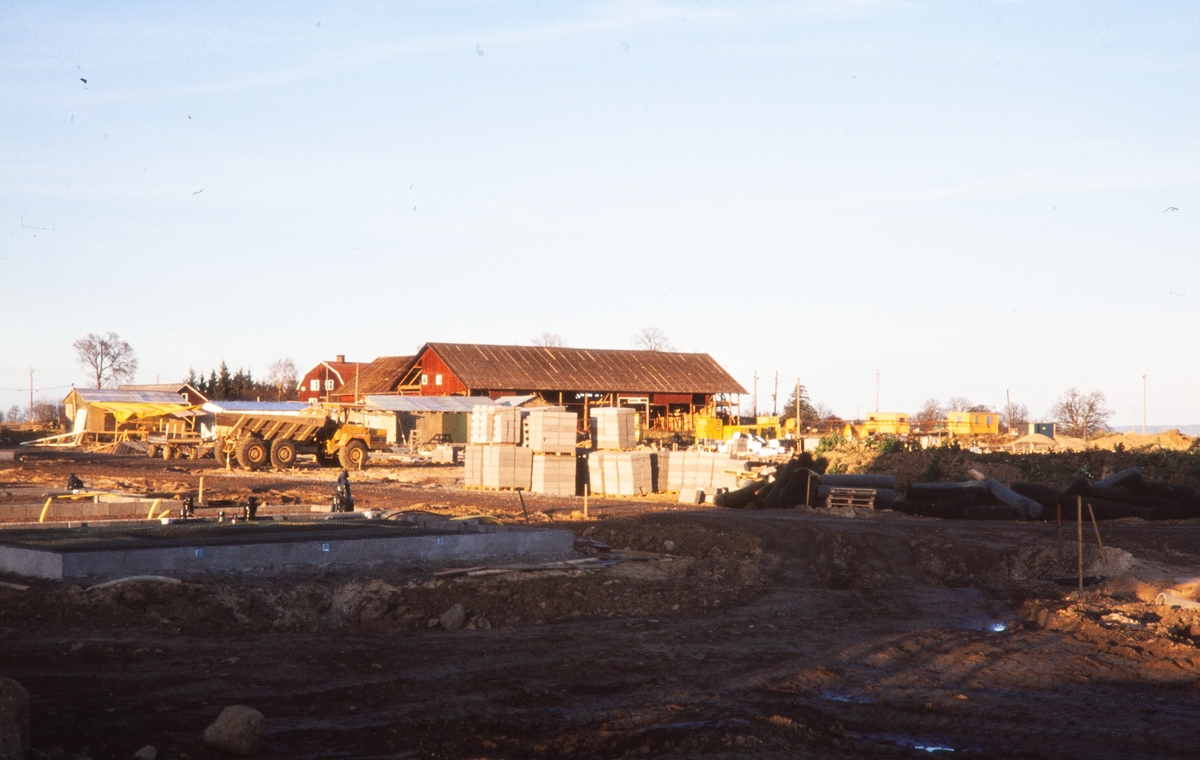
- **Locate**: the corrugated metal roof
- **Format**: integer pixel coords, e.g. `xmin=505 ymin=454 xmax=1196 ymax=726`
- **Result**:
xmin=364 ymin=395 xmax=496 ymax=413
xmin=329 ymin=355 xmax=416 ymax=397
xmin=202 ymin=401 xmax=313 ymax=414
xmin=423 ymin=343 xmax=747 ymax=395
xmin=72 ymin=389 xmax=190 ymax=404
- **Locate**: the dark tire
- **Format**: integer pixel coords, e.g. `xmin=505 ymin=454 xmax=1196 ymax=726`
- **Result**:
xmin=146 ymin=444 xmax=159 ymax=459
xmin=338 ymin=439 xmax=368 ymax=470
xmin=236 ymin=436 xmax=269 ymax=470
xmin=162 ymin=445 xmax=173 ymax=460
xmin=270 ymin=439 xmax=297 ymax=469
xmin=187 ymin=447 xmax=200 ymax=460
xmin=213 ymin=443 xmax=229 ymax=466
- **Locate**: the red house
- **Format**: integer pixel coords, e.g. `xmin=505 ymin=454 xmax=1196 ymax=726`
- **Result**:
xmin=297 ymin=355 xmax=366 ymax=403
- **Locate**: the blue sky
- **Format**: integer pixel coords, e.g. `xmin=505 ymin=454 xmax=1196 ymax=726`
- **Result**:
xmin=2 ymin=1 xmax=1197 ymax=426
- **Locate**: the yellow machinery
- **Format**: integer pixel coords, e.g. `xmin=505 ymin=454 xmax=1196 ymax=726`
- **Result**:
xmin=694 ymin=415 xmax=780 ymax=441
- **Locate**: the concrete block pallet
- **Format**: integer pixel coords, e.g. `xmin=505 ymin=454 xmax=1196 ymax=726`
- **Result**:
xmin=481 ymin=445 xmax=533 ymax=491
xmin=588 ymin=451 xmax=653 ymax=496
xmin=524 ymin=409 xmax=577 ymax=455
xmin=531 ymin=453 xmax=577 ymax=496
xmin=469 ymin=408 xmax=523 ymax=445
xmin=589 ymin=407 xmax=637 ymax=450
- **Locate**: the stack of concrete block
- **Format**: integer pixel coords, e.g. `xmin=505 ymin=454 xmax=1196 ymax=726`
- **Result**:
xmin=525 ymin=409 xmax=577 ymax=454
xmin=587 ymin=453 xmax=605 ymax=495
xmin=463 ymin=444 xmax=484 ymax=486
xmin=430 ymin=444 xmax=457 ymax=464
xmin=469 ymin=408 xmax=497 ymax=444
xmin=658 ymin=451 xmax=747 ymax=496
xmin=492 ymin=409 xmax=522 ymax=444
xmin=590 ymin=407 xmax=637 ymax=450
xmin=532 ymin=453 xmax=576 ymax=496
xmin=588 ymin=451 xmax=653 ymax=496
xmin=469 ymin=407 xmax=523 ymax=445
xmin=481 ymin=445 xmax=532 ymax=490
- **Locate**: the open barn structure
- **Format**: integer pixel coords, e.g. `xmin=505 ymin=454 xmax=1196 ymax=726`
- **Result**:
xmin=330 ymin=343 xmax=746 ymax=432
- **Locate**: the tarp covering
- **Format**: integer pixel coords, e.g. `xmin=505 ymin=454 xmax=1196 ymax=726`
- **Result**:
xmin=87 ymin=402 xmax=199 ymax=424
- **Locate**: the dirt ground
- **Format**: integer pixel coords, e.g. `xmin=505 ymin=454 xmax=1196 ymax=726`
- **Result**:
xmin=3 ymin=452 xmax=1200 ymax=759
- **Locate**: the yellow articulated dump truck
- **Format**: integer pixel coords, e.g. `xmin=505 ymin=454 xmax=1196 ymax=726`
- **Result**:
xmin=209 ymin=404 xmax=388 ymax=471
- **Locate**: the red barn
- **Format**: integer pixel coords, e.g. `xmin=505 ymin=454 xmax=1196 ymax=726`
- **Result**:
xmin=355 ymin=343 xmax=746 ymax=430
xmin=297 ymin=355 xmax=366 ymax=403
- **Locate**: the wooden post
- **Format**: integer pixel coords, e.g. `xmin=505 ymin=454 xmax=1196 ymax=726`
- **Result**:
xmin=794 ymin=380 xmax=801 ymax=451
xmin=1087 ymin=503 xmax=1108 ymax=566
xmin=1077 ymin=496 xmax=1084 ymax=593
xmin=584 ymin=483 xmax=589 ymax=519
xmin=198 ymin=475 xmax=205 ymax=505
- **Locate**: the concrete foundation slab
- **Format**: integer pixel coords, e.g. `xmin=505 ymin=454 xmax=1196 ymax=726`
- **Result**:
xmin=0 ymin=519 xmax=575 ymax=580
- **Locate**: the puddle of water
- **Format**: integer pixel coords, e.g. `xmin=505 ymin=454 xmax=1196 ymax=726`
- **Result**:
xmin=891 ymin=734 xmax=956 ymax=753
xmin=818 ymin=691 xmax=876 ymax=705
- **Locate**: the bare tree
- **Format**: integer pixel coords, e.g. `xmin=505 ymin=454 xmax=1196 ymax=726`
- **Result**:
xmin=1050 ymin=388 xmax=1114 ymax=440
xmin=532 ymin=332 xmax=566 ymax=347
xmin=632 ymin=327 xmax=673 ymax=352
xmin=947 ymin=396 xmax=974 ymax=412
xmin=914 ymin=398 xmax=944 ymax=431
xmin=74 ymin=332 xmax=138 ymax=388
xmin=266 ymin=358 xmax=299 ymax=401
xmin=1001 ymin=402 xmax=1030 ymax=432
xmin=30 ymin=397 xmax=65 ymax=427
xmin=813 ymin=401 xmax=835 ymax=420
xmin=7 ymin=405 xmax=25 ymax=424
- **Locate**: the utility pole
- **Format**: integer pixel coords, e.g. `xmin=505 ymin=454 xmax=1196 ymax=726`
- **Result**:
xmin=29 ymin=368 xmax=34 ymax=423
xmin=1006 ymin=389 xmax=1012 ymax=435
xmin=752 ymin=370 xmax=758 ymax=419
xmin=795 ymin=379 xmax=801 ymax=444
xmin=772 ymin=371 xmax=778 ymax=416
xmin=1142 ymin=375 xmax=1147 ymax=435
xmin=875 ymin=369 xmax=880 ymax=413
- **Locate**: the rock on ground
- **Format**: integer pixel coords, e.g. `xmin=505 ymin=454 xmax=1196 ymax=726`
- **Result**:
xmin=0 ymin=677 xmax=30 ymax=760
xmin=439 ymin=604 xmax=466 ymax=631
xmin=132 ymin=746 xmax=156 ymax=760
xmin=202 ymin=706 xmax=265 ymax=756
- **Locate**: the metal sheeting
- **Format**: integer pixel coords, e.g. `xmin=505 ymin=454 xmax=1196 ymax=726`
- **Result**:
xmin=202 ymin=401 xmax=313 ymax=414
xmin=71 ymin=389 xmax=189 ymax=404
xmin=424 ymin=343 xmax=748 ymax=395
xmin=364 ymin=395 xmax=496 ymax=413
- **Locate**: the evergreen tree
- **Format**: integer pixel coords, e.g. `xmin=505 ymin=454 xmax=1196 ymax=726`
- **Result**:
xmin=782 ymin=384 xmax=819 ymax=426
xmin=207 ymin=369 xmax=219 ymax=399
xmin=217 ymin=362 xmax=233 ymax=400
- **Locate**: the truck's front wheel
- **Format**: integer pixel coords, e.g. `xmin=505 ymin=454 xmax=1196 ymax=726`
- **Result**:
xmin=338 ymin=439 xmax=368 ymax=470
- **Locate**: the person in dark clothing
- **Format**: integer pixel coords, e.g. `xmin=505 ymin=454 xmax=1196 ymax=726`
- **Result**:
xmin=333 ymin=470 xmax=354 ymax=512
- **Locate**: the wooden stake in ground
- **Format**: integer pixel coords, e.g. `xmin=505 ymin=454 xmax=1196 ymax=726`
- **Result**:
xmin=583 ymin=483 xmax=589 ymax=519
xmin=1077 ymin=495 xmax=1084 ymax=593
xmin=1087 ymin=503 xmax=1108 ymax=567
xmin=198 ymin=475 xmax=205 ymax=505
xmin=517 ymin=489 xmax=529 ymax=524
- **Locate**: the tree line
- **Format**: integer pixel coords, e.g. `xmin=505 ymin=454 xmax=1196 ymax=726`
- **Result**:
xmin=185 ymin=359 xmax=298 ymax=402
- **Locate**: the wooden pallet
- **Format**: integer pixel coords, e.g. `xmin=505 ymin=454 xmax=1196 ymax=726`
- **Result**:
xmin=825 ymin=487 xmax=876 ymax=509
